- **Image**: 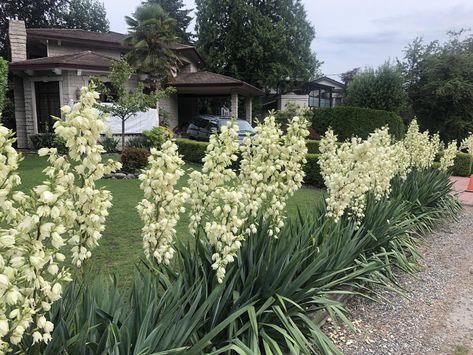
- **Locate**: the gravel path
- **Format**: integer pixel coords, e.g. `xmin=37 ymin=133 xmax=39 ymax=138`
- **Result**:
xmin=325 ymin=207 xmax=473 ymax=355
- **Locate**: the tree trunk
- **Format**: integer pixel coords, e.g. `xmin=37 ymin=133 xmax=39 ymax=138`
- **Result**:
xmin=121 ymin=119 xmax=125 ymax=151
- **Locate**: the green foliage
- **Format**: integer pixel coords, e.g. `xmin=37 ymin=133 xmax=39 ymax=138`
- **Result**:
xmin=100 ymin=136 xmax=119 ymax=153
xmin=121 ymin=147 xmax=150 ymax=173
xmin=124 ymin=3 xmax=180 ymax=85
xmin=143 ymin=126 xmax=173 ymax=148
xmin=0 ymin=58 xmax=7 ymax=115
xmin=195 ymin=0 xmax=321 ymax=91
xmin=306 ymin=140 xmax=320 ymax=154
xmin=304 ymin=153 xmax=324 ymax=187
xmin=146 ymin=0 xmax=193 ymax=43
xmin=93 ymin=59 xmax=171 ymax=149
xmin=175 ymin=138 xmax=208 ymax=163
xmin=345 ymin=62 xmax=408 ymax=115
xmin=29 ymin=169 xmax=460 ymax=354
xmin=273 ymin=102 xmax=312 ymax=127
xmin=61 ymin=0 xmax=109 ymax=32
xmin=453 ymin=152 xmax=473 ymax=176
xmin=126 ymin=135 xmax=150 ymax=149
xmin=30 ymin=133 xmax=67 ymax=154
xmin=309 ymin=106 xmax=406 ymax=141
xmin=402 ymin=32 xmax=473 ymax=141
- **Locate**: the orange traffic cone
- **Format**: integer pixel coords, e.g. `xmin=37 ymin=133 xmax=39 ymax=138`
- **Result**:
xmin=467 ymin=174 xmax=473 ymax=192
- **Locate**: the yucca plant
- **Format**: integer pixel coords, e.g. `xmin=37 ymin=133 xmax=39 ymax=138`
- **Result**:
xmin=23 ymin=168 xmax=461 ymax=354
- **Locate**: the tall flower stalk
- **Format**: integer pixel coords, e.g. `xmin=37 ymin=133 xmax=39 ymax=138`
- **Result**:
xmin=139 ymin=115 xmax=309 ymax=283
xmin=0 ymin=85 xmax=120 ymax=352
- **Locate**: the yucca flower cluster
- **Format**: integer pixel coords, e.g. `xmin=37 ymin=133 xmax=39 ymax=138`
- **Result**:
xmin=403 ymin=119 xmax=441 ymax=169
xmin=240 ymin=116 xmax=309 ymax=237
xmin=319 ymin=119 xmax=449 ymax=224
xmin=460 ymin=132 xmax=473 ymax=154
xmin=319 ymin=127 xmax=402 ymax=223
xmin=137 ymin=141 xmax=188 ymax=265
xmin=139 ymin=116 xmax=309 ymax=283
xmin=0 ymin=85 xmax=120 ymax=352
xmin=439 ymin=141 xmax=457 ymax=172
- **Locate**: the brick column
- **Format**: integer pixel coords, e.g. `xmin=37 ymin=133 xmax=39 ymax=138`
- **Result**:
xmin=230 ymin=92 xmax=238 ymax=118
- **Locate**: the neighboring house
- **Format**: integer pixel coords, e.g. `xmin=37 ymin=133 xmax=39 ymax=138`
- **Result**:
xmin=263 ymin=76 xmax=345 ymax=111
xmin=7 ymin=20 xmax=263 ymax=149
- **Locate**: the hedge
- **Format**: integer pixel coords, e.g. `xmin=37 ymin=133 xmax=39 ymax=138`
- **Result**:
xmin=453 ymin=152 xmax=473 ymax=177
xmin=308 ymin=106 xmax=405 ymax=141
xmin=175 ymin=138 xmax=208 ymax=164
xmin=303 ymin=154 xmax=324 ymax=187
xmin=306 ymin=140 xmax=320 ymax=154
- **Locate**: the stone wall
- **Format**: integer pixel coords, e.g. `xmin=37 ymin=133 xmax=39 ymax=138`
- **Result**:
xmin=160 ymin=94 xmax=179 ymax=129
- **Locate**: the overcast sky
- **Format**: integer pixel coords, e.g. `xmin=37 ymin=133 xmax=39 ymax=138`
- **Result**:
xmin=102 ymin=0 xmax=473 ymax=78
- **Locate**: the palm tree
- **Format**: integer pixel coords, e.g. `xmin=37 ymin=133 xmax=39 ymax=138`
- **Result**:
xmin=124 ymin=3 xmax=180 ymax=125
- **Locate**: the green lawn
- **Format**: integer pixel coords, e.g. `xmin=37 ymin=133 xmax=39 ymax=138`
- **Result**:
xmin=17 ymin=154 xmax=324 ymax=281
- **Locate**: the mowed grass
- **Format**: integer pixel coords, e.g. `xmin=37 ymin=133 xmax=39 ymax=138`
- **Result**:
xmin=17 ymin=154 xmax=324 ymax=281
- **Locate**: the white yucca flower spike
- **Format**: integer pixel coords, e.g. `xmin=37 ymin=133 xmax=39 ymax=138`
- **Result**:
xmin=0 ymin=85 xmax=120 ymax=352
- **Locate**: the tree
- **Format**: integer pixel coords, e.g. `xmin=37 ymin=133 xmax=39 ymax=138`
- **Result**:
xmin=145 ymin=0 xmax=193 ymax=43
xmin=0 ymin=0 xmax=109 ymax=59
xmin=401 ymin=31 xmax=473 ymax=141
xmin=0 ymin=58 xmax=7 ymax=116
xmin=340 ymin=67 xmax=360 ymax=85
xmin=195 ymin=0 xmax=321 ymax=91
xmin=344 ymin=62 xmax=408 ymax=115
xmin=124 ymin=3 xmax=180 ymax=123
xmin=62 ymin=0 xmax=109 ymax=32
xmin=94 ymin=59 xmax=171 ymax=150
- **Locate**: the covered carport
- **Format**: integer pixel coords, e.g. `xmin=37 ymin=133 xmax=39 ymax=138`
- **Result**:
xmin=171 ymin=71 xmax=264 ymax=126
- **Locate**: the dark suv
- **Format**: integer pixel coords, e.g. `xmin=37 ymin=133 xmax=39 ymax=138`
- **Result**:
xmin=186 ymin=115 xmax=255 ymax=142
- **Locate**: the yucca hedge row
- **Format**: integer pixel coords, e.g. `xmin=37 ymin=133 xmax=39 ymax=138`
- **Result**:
xmin=20 ymin=168 xmax=460 ymax=355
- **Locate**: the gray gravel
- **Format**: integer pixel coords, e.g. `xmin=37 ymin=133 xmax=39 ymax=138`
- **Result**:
xmin=325 ymin=207 xmax=473 ymax=355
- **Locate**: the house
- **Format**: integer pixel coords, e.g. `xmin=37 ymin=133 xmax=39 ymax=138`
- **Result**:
xmin=263 ymin=76 xmax=345 ymax=111
xmin=7 ymin=20 xmax=263 ymax=149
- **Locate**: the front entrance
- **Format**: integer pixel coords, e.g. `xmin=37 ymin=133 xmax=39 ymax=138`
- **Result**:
xmin=35 ymin=81 xmax=60 ymax=133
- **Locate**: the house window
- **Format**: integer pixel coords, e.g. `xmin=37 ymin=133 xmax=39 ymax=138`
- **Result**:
xmin=308 ymin=89 xmax=332 ymax=108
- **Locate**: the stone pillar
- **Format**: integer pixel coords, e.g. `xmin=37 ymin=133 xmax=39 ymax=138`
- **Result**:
xmin=230 ymin=92 xmax=238 ymax=118
xmin=9 ymin=20 xmax=27 ymax=62
xmin=13 ymin=77 xmax=28 ymax=149
xmin=245 ymin=96 xmax=253 ymax=124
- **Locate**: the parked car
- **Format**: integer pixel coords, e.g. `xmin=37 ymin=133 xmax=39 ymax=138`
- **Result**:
xmin=186 ymin=115 xmax=255 ymax=142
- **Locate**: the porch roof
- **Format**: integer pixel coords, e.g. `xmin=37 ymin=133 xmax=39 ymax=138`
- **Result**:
xmin=8 ymin=51 xmax=114 ymax=72
xmin=172 ymin=71 xmax=264 ymax=96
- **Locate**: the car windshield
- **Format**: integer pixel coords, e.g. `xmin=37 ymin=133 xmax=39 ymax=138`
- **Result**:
xmin=219 ymin=119 xmax=254 ymax=132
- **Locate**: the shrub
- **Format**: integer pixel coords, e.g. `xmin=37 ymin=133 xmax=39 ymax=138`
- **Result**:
xmin=304 ymin=153 xmax=324 ymax=187
xmin=306 ymin=139 xmax=320 ymax=154
xmin=143 ymin=126 xmax=174 ymax=148
xmin=175 ymin=138 xmax=208 ymax=163
xmin=30 ymin=133 xmax=67 ymax=154
xmin=126 ymin=135 xmax=149 ymax=149
xmin=309 ymin=106 xmax=405 ymax=141
xmin=453 ymin=152 xmax=473 ymax=176
xmin=100 ymin=136 xmax=119 ymax=153
xmin=121 ymin=147 xmax=150 ymax=172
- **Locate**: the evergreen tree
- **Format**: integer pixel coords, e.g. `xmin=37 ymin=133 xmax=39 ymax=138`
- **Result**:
xmin=62 ymin=0 xmax=110 ymax=33
xmin=146 ymin=0 xmax=193 ymax=43
xmin=195 ymin=0 xmax=320 ymax=91
xmin=401 ymin=31 xmax=473 ymax=141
